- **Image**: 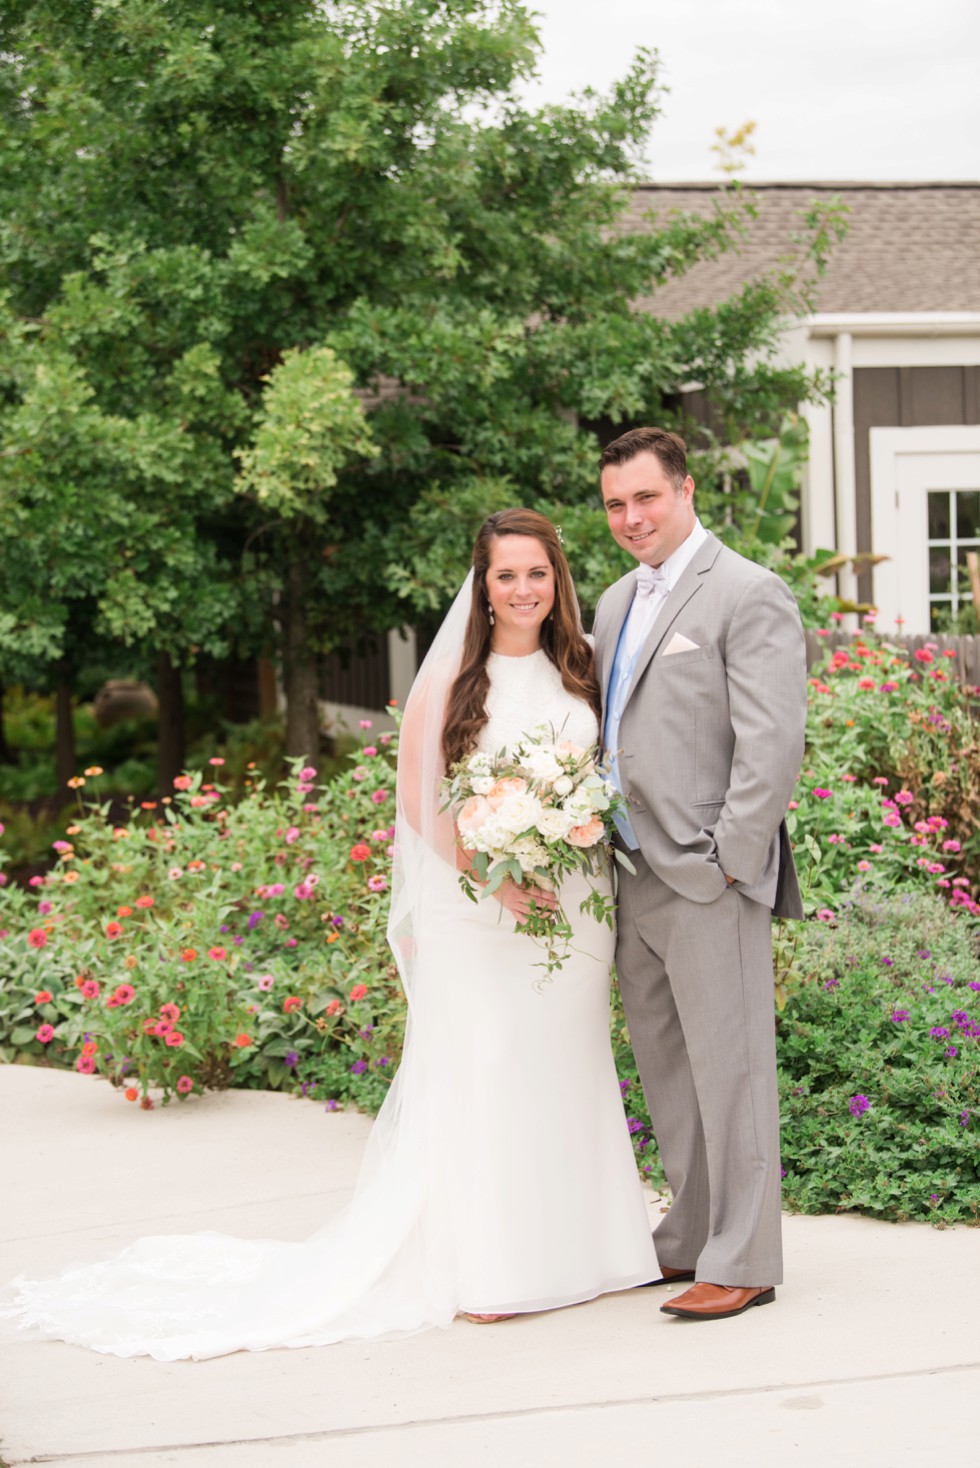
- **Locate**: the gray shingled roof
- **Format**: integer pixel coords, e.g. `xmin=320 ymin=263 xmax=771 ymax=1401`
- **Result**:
xmin=626 ymin=182 xmax=980 ymax=319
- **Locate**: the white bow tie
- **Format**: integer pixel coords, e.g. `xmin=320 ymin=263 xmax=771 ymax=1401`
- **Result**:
xmin=635 ymin=563 xmax=669 ymax=598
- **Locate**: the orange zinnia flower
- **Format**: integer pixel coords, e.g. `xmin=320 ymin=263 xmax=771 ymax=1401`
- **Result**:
xmin=135 ymin=895 xmax=155 ymax=909
xmin=232 ymin=1033 xmax=253 ymax=1048
xmin=117 ymin=906 xmax=133 ymax=918
xmin=105 ymin=921 xmax=124 ymax=939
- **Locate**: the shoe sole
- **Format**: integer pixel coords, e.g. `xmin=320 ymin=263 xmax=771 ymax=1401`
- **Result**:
xmin=661 ymin=1288 xmax=776 ymax=1320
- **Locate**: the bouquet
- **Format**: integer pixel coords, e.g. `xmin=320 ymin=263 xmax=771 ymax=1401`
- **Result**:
xmin=440 ymin=725 xmax=634 ymax=977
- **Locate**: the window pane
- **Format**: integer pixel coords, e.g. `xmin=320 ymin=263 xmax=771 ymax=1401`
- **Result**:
xmin=956 ymin=489 xmax=980 ymax=540
xmin=930 ymin=547 xmax=952 ymax=593
xmin=928 ymin=491 xmax=950 ymax=538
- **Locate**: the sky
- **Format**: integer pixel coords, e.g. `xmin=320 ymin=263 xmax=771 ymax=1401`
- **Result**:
xmin=523 ymin=0 xmax=980 ymax=181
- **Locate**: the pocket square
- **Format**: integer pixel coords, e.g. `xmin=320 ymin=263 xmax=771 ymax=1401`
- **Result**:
xmin=663 ymin=632 xmax=700 ymax=656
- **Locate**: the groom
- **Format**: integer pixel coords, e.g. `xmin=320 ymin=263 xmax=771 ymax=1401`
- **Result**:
xmin=593 ymin=427 xmax=807 ymax=1321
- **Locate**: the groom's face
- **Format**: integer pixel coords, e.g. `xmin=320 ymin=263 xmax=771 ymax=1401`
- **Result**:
xmin=601 ymin=451 xmax=696 ymax=568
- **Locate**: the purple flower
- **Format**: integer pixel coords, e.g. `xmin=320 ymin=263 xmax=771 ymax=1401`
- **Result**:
xmin=930 ymin=1027 xmax=950 ymax=1040
xmin=960 ymin=1111 xmax=971 ymax=1128
xmin=951 ymin=1010 xmax=969 ymax=1027
xmin=823 ymin=977 xmax=840 ymax=991
xmin=220 ymin=924 xmax=230 ymax=934
xmin=930 ymin=1193 xmax=940 ymax=1202
xmin=916 ymin=948 xmax=932 ymax=959
xmin=619 ymin=1079 xmax=630 ymax=1094
xmin=881 ymin=957 xmax=893 ymax=967
xmin=332 ymin=915 xmax=344 ymax=928
xmin=350 ymin=1059 xmax=368 ymax=1075
xmin=324 ymin=1099 xmax=339 ymax=1111
xmin=627 ymin=1117 xmax=643 ymax=1134
xmin=358 ymin=1025 xmax=374 ymax=1039
xmin=848 ymin=1094 xmax=870 ymax=1118
xmin=890 ymin=1009 xmax=910 ymax=1023
xmin=375 ymin=1056 xmax=391 ymax=1068
xmin=944 ymin=1047 xmax=958 ymax=1058
xmin=780 ymin=1166 xmax=787 ymax=1178
xmin=970 ymin=981 xmax=980 ymax=992
xmin=812 ymin=788 xmax=832 ymax=800
xmin=284 ymin=1050 xmax=299 ymax=1068
xmin=247 ymin=911 xmax=264 ymax=929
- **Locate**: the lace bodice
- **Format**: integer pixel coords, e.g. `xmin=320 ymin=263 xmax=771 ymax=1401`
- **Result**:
xmin=480 ymin=650 xmax=599 ymax=756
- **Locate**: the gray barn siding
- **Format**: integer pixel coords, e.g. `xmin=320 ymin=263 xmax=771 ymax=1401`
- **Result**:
xmin=852 ymin=366 xmax=980 ymax=603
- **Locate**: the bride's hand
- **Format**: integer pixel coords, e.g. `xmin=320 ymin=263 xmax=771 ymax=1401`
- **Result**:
xmin=495 ymin=876 xmax=557 ymax=922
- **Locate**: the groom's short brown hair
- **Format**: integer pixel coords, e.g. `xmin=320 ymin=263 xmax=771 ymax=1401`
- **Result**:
xmin=599 ymin=427 xmax=688 ymax=489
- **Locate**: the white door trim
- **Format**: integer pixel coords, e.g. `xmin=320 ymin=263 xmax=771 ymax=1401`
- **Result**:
xmin=869 ymin=425 xmax=980 ymax=634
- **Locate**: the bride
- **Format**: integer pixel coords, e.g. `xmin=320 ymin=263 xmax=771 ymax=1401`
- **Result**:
xmin=1 ymin=509 xmax=657 ymax=1359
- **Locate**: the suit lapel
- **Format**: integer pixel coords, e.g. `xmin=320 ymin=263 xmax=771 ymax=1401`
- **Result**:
xmin=625 ymin=533 xmax=723 ymax=699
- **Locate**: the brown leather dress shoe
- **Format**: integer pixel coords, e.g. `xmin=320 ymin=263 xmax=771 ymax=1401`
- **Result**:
xmin=660 ymin=1283 xmax=775 ymax=1319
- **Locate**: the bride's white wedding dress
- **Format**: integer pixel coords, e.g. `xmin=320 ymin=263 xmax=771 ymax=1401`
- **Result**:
xmin=1 ymin=650 xmax=656 ymax=1359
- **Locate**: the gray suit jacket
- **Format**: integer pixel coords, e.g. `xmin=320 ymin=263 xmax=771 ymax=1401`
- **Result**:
xmin=594 ymin=532 xmax=807 ymax=918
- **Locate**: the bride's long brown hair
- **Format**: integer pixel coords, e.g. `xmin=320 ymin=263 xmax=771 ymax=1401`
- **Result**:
xmin=441 ymin=509 xmax=600 ymax=770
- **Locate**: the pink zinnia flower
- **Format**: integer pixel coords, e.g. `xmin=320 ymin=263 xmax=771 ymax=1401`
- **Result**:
xmin=208 ymin=946 xmax=227 ymax=961
xmin=371 ymin=789 xmax=388 ymax=805
xmin=284 ymin=826 xmax=300 ymax=845
xmin=76 ymin=1055 xmax=96 ymax=1074
xmin=349 ymin=984 xmax=368 ymax=1002
xmin=27 ymin=928 xmax=48 ymax=949
xmin=165 ymin=1030 xmax=185 ymax=1047
xmin=36 ymin=1023 xmax=55 ymax=1043
xmin=173 ymin=775 xmax=193 ymax=791
xmin=367 ymin=875 xmax=388 ymax=892
xmin=257 ymin=974 xmax=275 ymax=991
xmin=176 ymin=1076 xmax=194 ymax=1094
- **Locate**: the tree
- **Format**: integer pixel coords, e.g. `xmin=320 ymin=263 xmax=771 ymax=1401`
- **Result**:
xmin=0 ymin=1 xmax=836 ymax=773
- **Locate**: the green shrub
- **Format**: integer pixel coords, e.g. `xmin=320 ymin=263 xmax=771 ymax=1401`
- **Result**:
xmin=0 ymin=729 xmax=401 ymax=1108
xmin=613 ymin=889 xmax=979 ymax=1225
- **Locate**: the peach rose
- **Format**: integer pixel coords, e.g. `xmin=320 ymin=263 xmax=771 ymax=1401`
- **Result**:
xmin=567 ymin=815 xmax=605 ymax=848
xmin=457 ymin=795 xmax=493 ymax=836
xmin=486 ymin=777 xmax=527 ymax=810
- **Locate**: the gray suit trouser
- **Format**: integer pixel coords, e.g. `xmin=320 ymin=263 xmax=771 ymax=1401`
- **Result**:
xmin=616 ymin=850 xmax=783 ymax=1287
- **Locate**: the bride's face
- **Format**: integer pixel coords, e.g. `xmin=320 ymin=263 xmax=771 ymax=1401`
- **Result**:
xmin=485 ymin=535 xmax=556 ymax=644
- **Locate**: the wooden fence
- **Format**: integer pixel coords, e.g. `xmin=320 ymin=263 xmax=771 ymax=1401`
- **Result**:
xmin=804 ymin=631 xmax=980 ymax=688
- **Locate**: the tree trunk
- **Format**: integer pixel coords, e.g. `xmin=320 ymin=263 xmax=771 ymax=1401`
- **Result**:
xmin=54 ymin=680 xmax=77 ymax=793
xmin=284 ymin=558 xmax=321 ymax=762
xmin=156 ymin=650 xmax=186 ymax=793
xmin=0 ymin=680 xmax=16 ymax=765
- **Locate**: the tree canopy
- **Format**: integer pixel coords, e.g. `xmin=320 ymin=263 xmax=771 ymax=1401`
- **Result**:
xmin=0 ymin=0 xmax=836 ymax=768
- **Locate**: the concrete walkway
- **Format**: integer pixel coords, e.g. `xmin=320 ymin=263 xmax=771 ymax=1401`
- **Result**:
xmin=1 ymin=1063 xmax=978 ymax=1468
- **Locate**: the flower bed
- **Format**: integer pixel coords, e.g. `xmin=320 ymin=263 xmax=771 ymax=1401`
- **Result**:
xmin=0 ymin=727 xmax=402 ymax=1109
xmin=1 ymin=623 xmax=978 ymax=1223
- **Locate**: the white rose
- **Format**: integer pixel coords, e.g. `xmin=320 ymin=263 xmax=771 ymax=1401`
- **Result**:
xmin=472 ymin=776 xmax=495 ymax=795
xmin=494 ymin=792 xmax=544 ymax=836
xmin=522 ymin=748 xmax=562 ymax=783
xmin=536 ymin=805 xmax=576 ymax=841
xmin=553 ymin=775 xmax=574 ymax=797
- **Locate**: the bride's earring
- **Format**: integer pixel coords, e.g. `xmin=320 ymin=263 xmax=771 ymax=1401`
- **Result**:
xmin=487 ymin=602 xmax=494 ymax=626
